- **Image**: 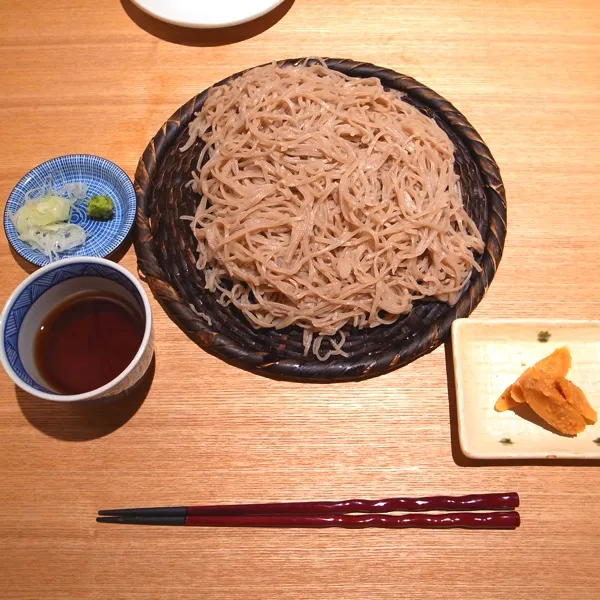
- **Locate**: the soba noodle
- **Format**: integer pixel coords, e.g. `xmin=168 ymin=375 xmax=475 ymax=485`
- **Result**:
xmin=183 ymin=62 xmax=484 ymax=358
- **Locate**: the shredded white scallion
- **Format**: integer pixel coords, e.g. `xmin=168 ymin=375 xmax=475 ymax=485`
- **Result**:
xmin=10 ymin=176 xmax=88 ymax=261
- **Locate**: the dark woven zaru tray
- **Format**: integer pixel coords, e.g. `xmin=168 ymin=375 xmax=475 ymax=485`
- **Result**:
xmin=134 ymin=58 xmax=507 ymax=383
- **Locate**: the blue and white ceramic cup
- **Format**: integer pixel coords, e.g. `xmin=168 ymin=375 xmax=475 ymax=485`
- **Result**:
xmin=0 ymin=257 xmax=153 ymax=402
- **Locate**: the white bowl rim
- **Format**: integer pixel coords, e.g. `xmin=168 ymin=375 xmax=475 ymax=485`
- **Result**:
xmin=0 ymin=257 xmax=152 ymax=402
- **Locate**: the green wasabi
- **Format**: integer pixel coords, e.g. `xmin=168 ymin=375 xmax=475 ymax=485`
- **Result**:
xmin=87 ymin=195 xmax=114 ymax=220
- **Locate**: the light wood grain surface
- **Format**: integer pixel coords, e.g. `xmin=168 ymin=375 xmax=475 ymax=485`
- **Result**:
xmin=1 ymin=1 xmax=599 ymax=598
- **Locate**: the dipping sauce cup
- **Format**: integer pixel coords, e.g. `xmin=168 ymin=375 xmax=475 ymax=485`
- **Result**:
xmin=0 ymin=257 xmax=153 ymax=402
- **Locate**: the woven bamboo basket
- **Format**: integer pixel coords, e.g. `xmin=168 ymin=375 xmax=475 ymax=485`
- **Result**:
xmin=134 ymin=58 xmax=507 ymax=382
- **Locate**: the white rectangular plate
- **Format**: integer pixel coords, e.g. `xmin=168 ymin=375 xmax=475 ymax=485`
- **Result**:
xmin=451 ymin=319 xmax=600 ymax=460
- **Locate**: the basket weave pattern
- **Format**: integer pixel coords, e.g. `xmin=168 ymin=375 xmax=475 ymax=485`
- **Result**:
xmin=134 ymin=58 xmax=507 ymax=382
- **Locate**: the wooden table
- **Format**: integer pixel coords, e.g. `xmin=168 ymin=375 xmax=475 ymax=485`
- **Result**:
xmin=1 ymin=1 xmax=599 ymax=598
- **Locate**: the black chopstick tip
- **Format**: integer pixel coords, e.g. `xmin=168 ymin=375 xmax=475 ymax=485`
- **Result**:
xmin=97 ymin=516 xmax=112 ymax=523
xmin=96 ymin=515 xmax=186 ymax=526
xmin=98 ymin=508 xmax=133 ymax=516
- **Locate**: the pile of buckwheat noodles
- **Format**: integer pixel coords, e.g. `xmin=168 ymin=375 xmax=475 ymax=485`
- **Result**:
xmin=182 ymin=62 xmax=484 ymax=360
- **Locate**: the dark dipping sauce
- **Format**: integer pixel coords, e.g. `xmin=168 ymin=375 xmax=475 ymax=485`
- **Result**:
xmin=34 ymin=291 xmax=144 ymax=395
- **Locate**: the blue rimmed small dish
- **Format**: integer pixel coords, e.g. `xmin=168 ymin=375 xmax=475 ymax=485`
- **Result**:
xmin=4 ymin=154 xmax=136 ymax=267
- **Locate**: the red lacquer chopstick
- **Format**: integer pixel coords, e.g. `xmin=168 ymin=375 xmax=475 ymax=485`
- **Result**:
xmin=97 ymin=492 xmax=520 ymax=529
xmin=98 ymin=492 xmax=519 ymax=519
xmin=97 ymin=511 xmax=519 ymax=529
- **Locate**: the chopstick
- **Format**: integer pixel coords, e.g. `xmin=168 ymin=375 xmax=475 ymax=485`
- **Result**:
xmin=97 ymin=493 xmax=520 ymax=530
xmin=98 ymin=492 xmax=519 ymax=518
xmin=97 ymin=511 xmax=519 ymax=529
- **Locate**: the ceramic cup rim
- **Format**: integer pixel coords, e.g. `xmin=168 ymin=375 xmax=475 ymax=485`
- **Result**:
xmin=0 ymin=257 xmax=153 ymax=402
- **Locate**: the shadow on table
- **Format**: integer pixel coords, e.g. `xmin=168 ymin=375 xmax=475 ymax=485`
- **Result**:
xmin=120 ymin=0 xmax=295 ymax=47
xmin=105 ymin=230 xmax=134 ymax=264
xmin=10 ymin=245 xmax=38 ymax=275
xmin=444 ymin=342 xmax=600 ymax=467
xmin=16 ymin=356 xmax=155 ymax=441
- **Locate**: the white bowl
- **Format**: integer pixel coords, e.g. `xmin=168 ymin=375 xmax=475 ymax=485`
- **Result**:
xmin=0 ymin=257 xmax=154 ymax=402
xmin=131 ymin=0 xmax=285 ymax=28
